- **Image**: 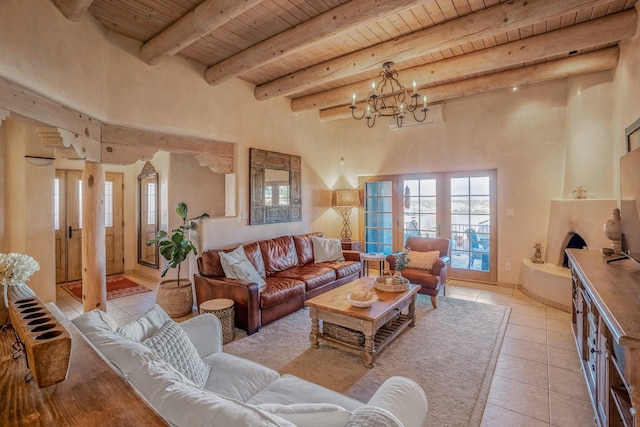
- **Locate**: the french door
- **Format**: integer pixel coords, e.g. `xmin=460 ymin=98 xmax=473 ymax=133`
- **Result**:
xmin=361 ymin=170 xmax=496 ymax=283
xmin=54 ymin=170 xmax=124 ymax=283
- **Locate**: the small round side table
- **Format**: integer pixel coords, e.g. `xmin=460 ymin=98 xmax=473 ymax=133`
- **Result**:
xmin=199 ymin=298 xmax=235 ymax=344
xmin=360 ymin=253 xmax=387 ymax=277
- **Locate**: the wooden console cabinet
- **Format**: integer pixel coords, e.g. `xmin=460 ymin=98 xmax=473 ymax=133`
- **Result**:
xmin=567 ymin=249 xmax=640 ymax=427
xmin=0 ymin=303 xmax=168 ymax=426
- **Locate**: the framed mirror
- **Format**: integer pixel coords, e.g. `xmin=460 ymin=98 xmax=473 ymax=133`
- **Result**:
xmin=138 ymin=161 xmax=159 ymax=268
xmin=250 ymin=148 xmax=301 ymax=224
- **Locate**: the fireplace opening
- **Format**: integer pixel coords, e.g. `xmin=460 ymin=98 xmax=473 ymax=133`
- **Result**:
xmin=560 ymin=232 xmax=588 ymax=267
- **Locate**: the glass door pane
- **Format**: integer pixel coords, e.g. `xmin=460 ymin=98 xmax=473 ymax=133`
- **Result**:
xmin=364 ymin=180 xmax=393 ymax=254
xmin=402 ymin=178 xmax=437 ymax=241
xmin=449 ymin=173 xmax=496 ymax=282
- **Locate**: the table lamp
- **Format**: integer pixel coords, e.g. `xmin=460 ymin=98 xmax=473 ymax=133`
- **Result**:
xmin=332 ymin=189 xmax=360 ymax=242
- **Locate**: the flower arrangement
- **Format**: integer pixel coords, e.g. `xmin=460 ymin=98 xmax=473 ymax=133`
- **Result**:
xmin=394 ymin=248 xmax=411 ymax=271
xmin=0 ymin=252 xmax=40 ymax=287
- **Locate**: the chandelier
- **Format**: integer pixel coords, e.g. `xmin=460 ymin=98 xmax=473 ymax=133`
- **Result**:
xmin=350 ymin=61 xmax=428 ymax=128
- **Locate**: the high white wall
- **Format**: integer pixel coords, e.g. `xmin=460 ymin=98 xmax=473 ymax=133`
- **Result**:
xmin=0 ymin=0 xmax=638 ymax=299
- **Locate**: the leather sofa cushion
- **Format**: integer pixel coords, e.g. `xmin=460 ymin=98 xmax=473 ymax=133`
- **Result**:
xmin=260 ymin=278 xmax=306 ymax=309
xmin=272 ymin=266 xmax=336 ymax=292
xmin=316 ymin=261 xmax=361 ymax=279
xmin=293 ymin=232 xmax=323 ymax=265
xmin=260 ymin=236 xmax=299 ymax=275
xmin=198 ymin=250 xmax=226 ymax=277
xmin=399 ymin=268 xmax=439 ymax=288
xmin=242 ymin=242 xmax=267 ymax=278
xmin=199 ymin=243 xmax=267 ymax=279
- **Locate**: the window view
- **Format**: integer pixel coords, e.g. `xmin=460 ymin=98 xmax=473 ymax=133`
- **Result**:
xmin=364 ymin=181 xmax=393 ymax=254
xmin=402 ymin=178 xmax=437 ymax=241
xmin=450 ymin=176 xmax=491 ymax=272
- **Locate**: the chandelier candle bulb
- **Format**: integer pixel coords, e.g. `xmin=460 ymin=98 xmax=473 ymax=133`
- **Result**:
xmin=351 ymin=93 xmax=356 ymax=107
xmin=412 ymin=81 xmax=416 ymax=95
xmin=423 ymin=95 xmax=427 ymax=109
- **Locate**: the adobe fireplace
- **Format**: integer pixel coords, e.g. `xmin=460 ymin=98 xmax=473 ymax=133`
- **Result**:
xmin=520 ymin=199 xmax=617 ymax=312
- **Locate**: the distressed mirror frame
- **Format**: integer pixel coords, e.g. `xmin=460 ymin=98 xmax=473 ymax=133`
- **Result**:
xmin=138 ymin=161 xmax=159 ymax=268
xmin=250 ymin=148 xmax=301 ymax=225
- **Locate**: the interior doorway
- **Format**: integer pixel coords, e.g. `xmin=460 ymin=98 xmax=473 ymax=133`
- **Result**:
xmin=54 ymin=169 xmax=124 ymax=283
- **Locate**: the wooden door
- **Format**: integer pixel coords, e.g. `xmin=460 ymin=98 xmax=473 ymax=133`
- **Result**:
xmin=105 ymin=172 xmax=124 ymax=275
xmin=55 ymin=170 xmax=124 ymax=282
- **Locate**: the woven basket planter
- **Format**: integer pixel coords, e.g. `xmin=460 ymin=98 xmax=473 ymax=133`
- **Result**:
xmin=156 ymin=279 xmax=193 ymax=318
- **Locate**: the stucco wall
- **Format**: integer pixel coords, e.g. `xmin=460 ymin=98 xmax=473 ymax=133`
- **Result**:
xmin=0 ymin=0 xmax=638 ymax=298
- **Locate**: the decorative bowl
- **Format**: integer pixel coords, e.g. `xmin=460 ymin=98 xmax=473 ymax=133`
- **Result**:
xmin=347 ymin=291 xmax=378 ymax=308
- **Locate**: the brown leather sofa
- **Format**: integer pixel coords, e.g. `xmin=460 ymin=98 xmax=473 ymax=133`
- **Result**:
xmin=386 ymin=237 xmax=450 ymax=308
xmin=194 ymin=232 xmax=361 ymax=334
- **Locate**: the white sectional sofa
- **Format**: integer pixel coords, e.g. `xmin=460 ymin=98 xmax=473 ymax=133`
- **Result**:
xmin=72 ymin=305 xmax=428 ymax=427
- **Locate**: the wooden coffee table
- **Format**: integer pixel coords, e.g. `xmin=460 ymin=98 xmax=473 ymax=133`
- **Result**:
xmin=305 ymin=277 xmax=420 ymax=368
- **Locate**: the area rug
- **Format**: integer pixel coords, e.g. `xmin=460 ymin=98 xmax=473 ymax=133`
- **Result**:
xmin=224 ymin=295 xmax=510 ymax=427
xmin=61 ymin=275 xmax=152 ymax=302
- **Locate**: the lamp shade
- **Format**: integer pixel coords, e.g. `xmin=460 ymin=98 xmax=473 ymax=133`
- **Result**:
xmin=332 ymin=189 xmax=360 ymax=207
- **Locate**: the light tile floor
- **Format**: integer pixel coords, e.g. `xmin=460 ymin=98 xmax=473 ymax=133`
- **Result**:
xmin=444 ymin=280 xmax=596 ymax=427
xmin=57 ymin=275 xmax=596 ymax=426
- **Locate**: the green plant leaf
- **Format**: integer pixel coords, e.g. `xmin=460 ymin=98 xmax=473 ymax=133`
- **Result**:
xmin=176 ymin=202 xmax=188 ymax=220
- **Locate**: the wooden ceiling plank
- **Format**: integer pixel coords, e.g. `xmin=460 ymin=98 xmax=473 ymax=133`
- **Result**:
xmin=291 ymin=10 xmax=636 ymax=112
xmin=576 ymin=7 xmax=595 ymax=23
xmin=53 ymin=0 xmax=94 ymax=22
xmin=451 ymin=0 xmax=473 ymax=16
xmin=435 ymin=0 xmax=461 ymax=20
xmin=140 ymin=0 xmax=264 ymax=65
xmin=592 ymin=3 xmax=611 ymax=17
xmin=320 ymin=47 xmax=620 ymax=121
xmin=254 ymin=0 xmax=616 ymax=100
xmin=203 ymin=0 xmax=429 ymax=86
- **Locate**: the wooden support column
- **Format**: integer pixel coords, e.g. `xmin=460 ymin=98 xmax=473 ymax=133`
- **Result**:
xmin=81 ymin=162 xmax=106 ymax=312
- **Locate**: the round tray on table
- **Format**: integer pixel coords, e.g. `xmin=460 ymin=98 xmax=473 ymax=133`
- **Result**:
xmin=374 ymin=276 xmax=410 ymax=292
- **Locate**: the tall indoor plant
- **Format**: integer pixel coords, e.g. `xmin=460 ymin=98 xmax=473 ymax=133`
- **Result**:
xmin=147 ymin=202 xmax=209 ymax=317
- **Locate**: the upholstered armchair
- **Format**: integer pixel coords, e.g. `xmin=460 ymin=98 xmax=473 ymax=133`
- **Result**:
xmin=386 ymin=237 xmax=450 ymax=308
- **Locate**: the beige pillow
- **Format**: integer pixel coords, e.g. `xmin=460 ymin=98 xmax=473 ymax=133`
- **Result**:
xmin=311 ymin=236 xmax=345 ymax=263
xmin=406 ymin=250 xmax=440 ymax=270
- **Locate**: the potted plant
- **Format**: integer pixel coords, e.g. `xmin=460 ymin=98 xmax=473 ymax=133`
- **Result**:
xmin=147 ymin=202 xmax=209 ymax=317
xmin=393 ymin=248 xmax=411 ymax=285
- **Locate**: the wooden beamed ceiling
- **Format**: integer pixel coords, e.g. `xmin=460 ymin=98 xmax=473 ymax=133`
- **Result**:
xmin=55 ymin=0 xmax=637 ymax=122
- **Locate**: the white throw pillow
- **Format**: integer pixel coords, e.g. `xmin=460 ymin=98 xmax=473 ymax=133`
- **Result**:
xmin=311 ymin=236 xmax=345 ymax=263
xmin=255 ymin=403 xmax=352 ymax=427
xmin=406 ymin=250 xmax=440 ymax=270
xmin=117 ymin=304 xmax=171 ymax=341
xmin=219 ymin=246 xmax=266 ymax=287
xmin=143 ymin=319 xmax=211 ymax=388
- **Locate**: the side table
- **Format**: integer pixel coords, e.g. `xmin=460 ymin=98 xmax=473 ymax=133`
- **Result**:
xmin=341 ymin=241 xmax=362 ymax=251
xmin=199 ymin=298 xmax=235 ymax=344
xmin=359 ymin=253 xmax=387 ymax=277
